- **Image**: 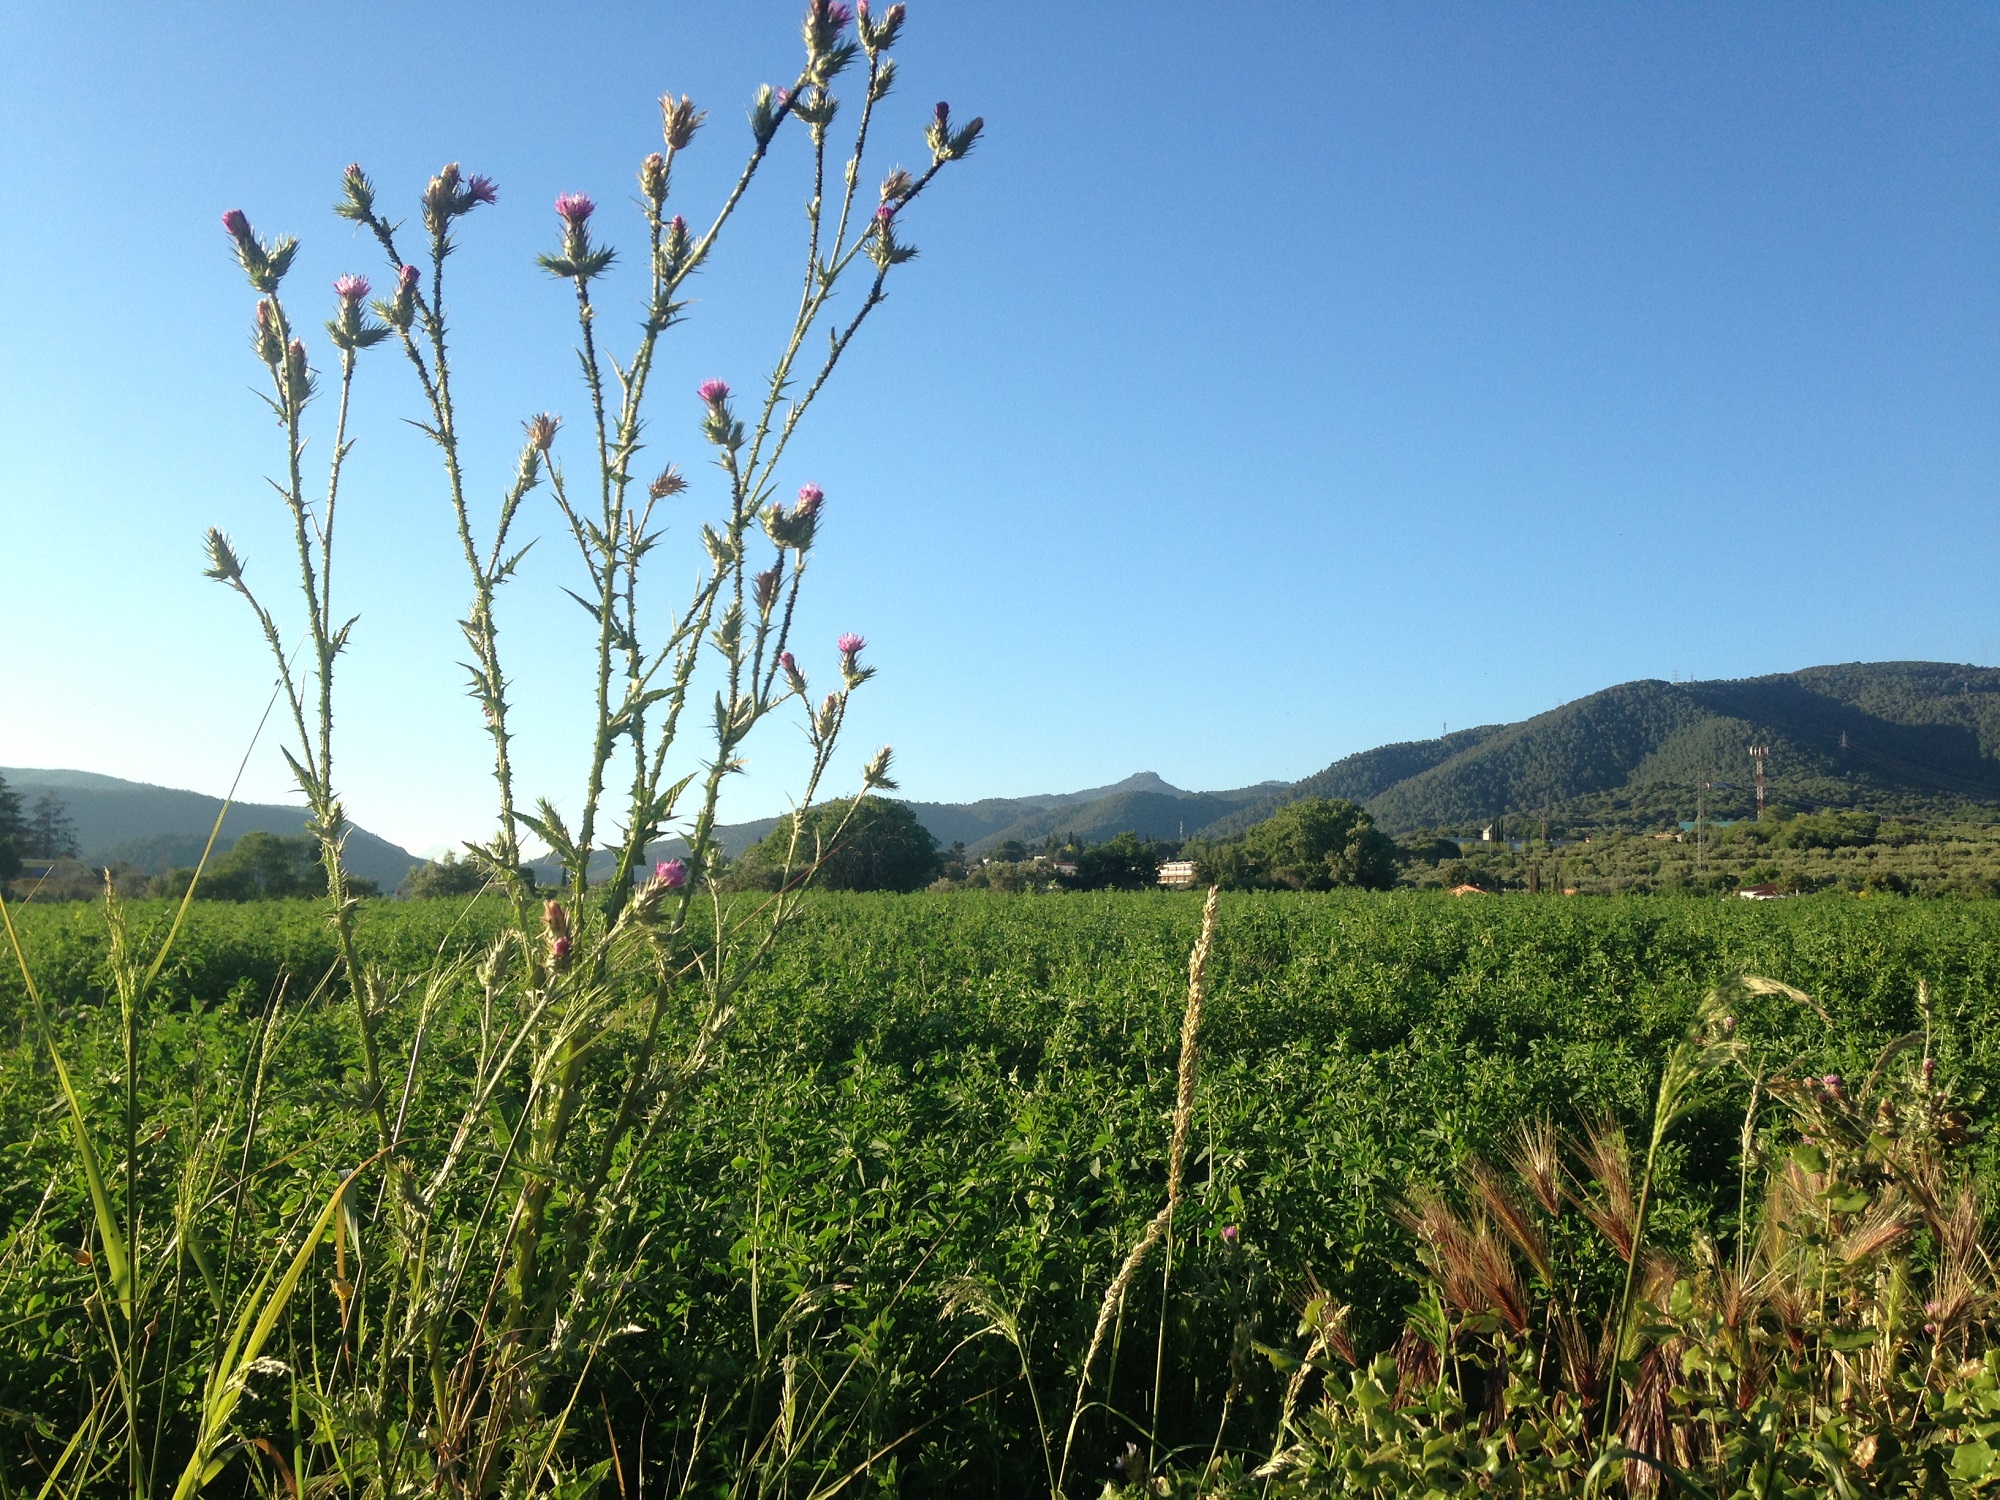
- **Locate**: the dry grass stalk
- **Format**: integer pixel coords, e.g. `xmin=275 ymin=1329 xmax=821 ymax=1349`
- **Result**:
xmin=1058 ymin=885 xmax=1220 ymax=1495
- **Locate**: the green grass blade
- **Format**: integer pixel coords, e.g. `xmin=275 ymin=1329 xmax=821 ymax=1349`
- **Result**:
xmin=171 ymin=1153 xmax=380 ymax=1500
xmin=0 ymin=892 xmax=133 ymax=1318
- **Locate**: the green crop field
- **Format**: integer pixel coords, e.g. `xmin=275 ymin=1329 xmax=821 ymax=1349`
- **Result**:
xmin=5 ymin=891 xmax=1999 ymax=1494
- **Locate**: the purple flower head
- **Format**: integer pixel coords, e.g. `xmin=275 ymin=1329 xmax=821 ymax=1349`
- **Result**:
xmin=698 ymin=378 xmax=731 ymax=404
xmin=1220 ymin=1225 xmax=1239 ymax=1244
xmin=776 ymin=87 xmax=791 ymax=106
xmin=1719 ymin=1015 xmax=1736 ymax=1033
xmin=1821 ymin=1073 xmax=1844 ymax=1098
xmin=828 ymin=1 xmax=853 ymax=27
xmin=874 ymin=202 xmax=897 ymax=224
xmin=670 ymin=213 xmax=688 ymax=235
xmin=934 ymin=101 xmax=950 ymax=128
xmin=555 ymin=192 xmax=596 ymax=226
xmin=221 ymin=208 xmax=250 ymax=240
xmin=837 ymin=632 xmax=866 ymax=656
xmin=551 ymin=935 xmax=572 ymax=963
xmin=654 ymin=858 xmax=689 ymax=889
xmin=795 ymin=482 xmax=824 ymax=518
xmin=333 ymin=273 xmax=370 ymax=303
xmin=467 ymin=174 xmax=498 ymax=206
xmin=400 ymin=263 xmax=421 ymax=288
xmin=779 ymin=650 xmax=799 ymax=675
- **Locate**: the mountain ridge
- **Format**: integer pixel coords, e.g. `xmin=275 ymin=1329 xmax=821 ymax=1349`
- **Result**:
xmin=12 ymin=662 xmax=2000 ymax=882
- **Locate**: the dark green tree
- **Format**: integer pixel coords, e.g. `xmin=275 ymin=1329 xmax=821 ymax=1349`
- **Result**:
xmin=26 ymin=792 xmax=79 ymax=859
xmin=0 ymin=773 xmax=21 ymax=883
xmin=1065 ymin=831 xmax=1173 ymax=891
xmin=150 ymin=830 xmax=379 ymax=902
xmin=1200 ymin=797 xmax=1398 ymax=891
xmin=733 ymin=796 xmax=940 ymax=892
xmin=399 ymin=851 xmax=492 ymax=899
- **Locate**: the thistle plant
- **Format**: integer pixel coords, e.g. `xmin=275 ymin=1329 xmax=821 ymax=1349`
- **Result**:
xmin=23 ymin=6 xmax=983 ymax=1495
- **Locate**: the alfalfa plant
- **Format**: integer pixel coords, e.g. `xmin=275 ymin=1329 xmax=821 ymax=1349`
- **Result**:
xmin=18 ymin=4 xmax=980 ymax=1496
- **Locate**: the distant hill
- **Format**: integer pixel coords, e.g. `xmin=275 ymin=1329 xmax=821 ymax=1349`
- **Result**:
xmin=18 ymin=663 xmax=1997 ymax=887
xmin=0 ymin=768 xmax=421 ymax=888
xmin=1212 ymin=661 xmax=2000 ymax=836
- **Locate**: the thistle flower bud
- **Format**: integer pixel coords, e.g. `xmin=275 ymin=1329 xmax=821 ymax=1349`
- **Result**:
xmin=779 ymin=650 xmax=806 ymax=695
xmin=755 ymin=565 xmax=781 ymax=614
xmin=284 ymin=338 xmax=313 ymax=403
xmin=203 ymin=527 xmax=245 ymax=586
xmin=423 ymin=163 xmax=462 ymax=234
xmin=803 ymin=0 xmax=853 ymax=58
xmin=639 ymin=152 xmax=669 ymax=202
xmin=795 ymin=483 xmax=824 ymax=520
xmin=327 ymin=274 xmax=389 ymax=352
xmin=1924 ymin=1056 xmax=1937 ymax=1081
xmin=749 ymin=84 xmax=784 ymax=147
xmin=874 ymin=202 xmax=896 ymax=226
xmin=377 ymin=264 xmax=420 ymax=332
xmin=926 ymin=101 xmax=981 ymax=162
xmin=525 ymin=413 xmax=561 ymax=452
xmin=1821 ymin=1073 xmax=1844 ymax=1100
xmin=222 ymin=210 xmax=297 ymax=292
xmin=336 ymin=163 xmax=376 ymax=223
xmin=252 ymin=301 xmax=284 ymax=367
xmin=856 ymin=0 xmax=905 ymax=53
xmin=1220 ymin=1224 xmax=1240 ymax=1244
xmin=654 ymin=857 xmax=688 ymax=888
xmin=660 ymin=93 xmax=706 ymax=151
xmin=862 ymin=744 xmax=896 ymax=789
xmin=650 ymin=465 xmax=687 ymax=500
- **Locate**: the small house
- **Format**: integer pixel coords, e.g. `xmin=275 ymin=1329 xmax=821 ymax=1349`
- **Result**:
xmin=1156 ymin=859 xmax=1198 ymax=889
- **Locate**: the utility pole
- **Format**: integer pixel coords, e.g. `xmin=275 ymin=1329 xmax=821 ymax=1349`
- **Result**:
xmin=1749 ymin=745 xmax=1770 ymax=821
xmin=1696 ymin=773 xmax=1709 ymax=876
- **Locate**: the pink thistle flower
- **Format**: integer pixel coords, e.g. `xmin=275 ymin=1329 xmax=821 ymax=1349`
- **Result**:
xmin=1923 ymin=1056 xmax=1937 ymax=1080
xmin=1220 ymin=1225 xmax=1239 ymax=1244
xmin=555 ymin=192 xmax=595 ymax=226
xmin=221 ymin=208 xmax=250 ymax=239
xmin=467 ymin=174 xmax=498 ymax=205
xmin=795 ymin=482 xmax=824 ymax=517
xmin=779 ymin=650 xmax=799 ymax=675
xmin=934 ymin=101 xmax=950 ymax=128
xmin=400 ymin=264 xmax=421 ymax=288
xmin=828 ymin=1 xmax=853 ymax=26
xmin=874 ymin=202 xmax=896 ymax=224
xmin=698 ymin=378 xmax=731 ymax=404
xmin=654 ymin=858 xmax=689 ymax=888
xmin=837 ymin=633 xmax=866 ymax=655
xmin=333 ymin=273 xmax=370 ymax=303
xmin=670 ymin=213 xmax=688 ymax=235
xmin=551 ymin=935 xmax=572 ymax=963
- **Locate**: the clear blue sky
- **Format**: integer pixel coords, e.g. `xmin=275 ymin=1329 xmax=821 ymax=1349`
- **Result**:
xmin=3 ymin=3 xmax=1996 ymax=855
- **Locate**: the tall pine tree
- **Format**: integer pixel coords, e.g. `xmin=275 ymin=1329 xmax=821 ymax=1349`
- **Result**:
xmin=0 ymin=773 xmax=23 ymax=884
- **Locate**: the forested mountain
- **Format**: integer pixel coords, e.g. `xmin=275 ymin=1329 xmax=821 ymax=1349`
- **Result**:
xmin=0 ymin=768 xmax=420 ymax=887
xmin=1263 ymin=662 xmax=2000 ymax=834
xmin=18 ymin=663 xmax=2000 ymax=884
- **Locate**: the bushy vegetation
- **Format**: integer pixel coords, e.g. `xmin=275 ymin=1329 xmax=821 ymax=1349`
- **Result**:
xmin=7 ymin=890 xmax=2000 ymax=1494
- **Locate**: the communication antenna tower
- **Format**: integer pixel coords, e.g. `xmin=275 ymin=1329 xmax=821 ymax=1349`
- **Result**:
xmin=1749 ymin=745 xmax=1770 ymax=820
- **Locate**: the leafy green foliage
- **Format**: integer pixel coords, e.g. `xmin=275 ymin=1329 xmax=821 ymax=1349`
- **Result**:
xmin=146 ymin=830 xmax=379 ymax=902
xmin=0 ymin=773 xmax=22 ymax=884
xmin=730 ymin=794 xmax=941 ymax=891
xmin=1195 ymin=798 xmax=1399 ymax=891
xmin=6 ymin=892 xmax=1999 ymax=1494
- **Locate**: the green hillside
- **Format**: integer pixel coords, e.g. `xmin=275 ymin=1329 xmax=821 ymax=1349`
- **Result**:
xmin=0 ymin=768 xmax=420 ymax=887
xmin=1298 ymin=661 xmax=2000 ymax=835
